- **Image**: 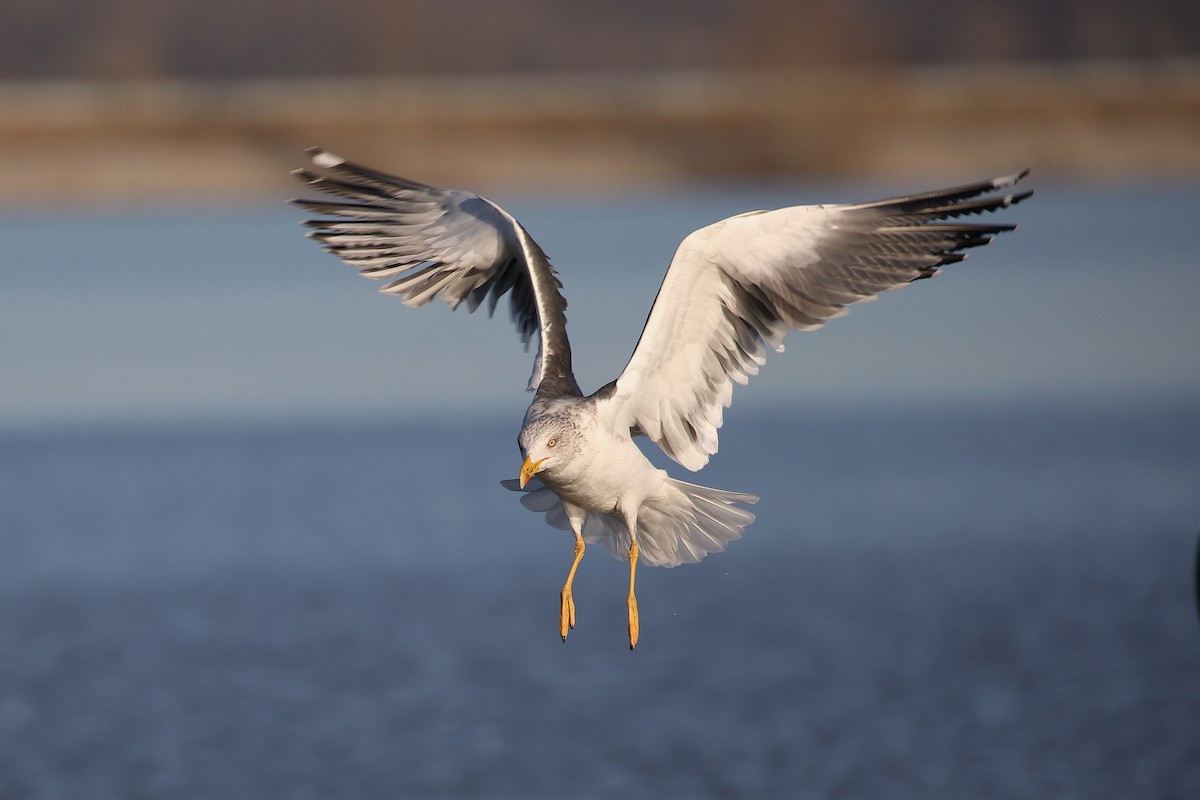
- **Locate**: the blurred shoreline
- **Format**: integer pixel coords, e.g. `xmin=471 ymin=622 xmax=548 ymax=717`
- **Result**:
xmin=2 ymin=59 xmax=1198 ymax=206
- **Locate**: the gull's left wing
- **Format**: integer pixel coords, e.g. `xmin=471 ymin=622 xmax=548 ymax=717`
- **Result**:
xmin=293 ymin=149 xmax=580 ymax=396
xmin=593 ymin=172 xmax=1032 ymax=471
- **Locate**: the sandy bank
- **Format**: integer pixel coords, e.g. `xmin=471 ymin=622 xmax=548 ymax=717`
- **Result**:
xmin=1 ymin=61 xmax=1197 ymax=205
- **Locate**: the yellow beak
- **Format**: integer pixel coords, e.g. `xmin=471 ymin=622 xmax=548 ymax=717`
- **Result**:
xmin=519 ymin=455 xmax=546 ymax=489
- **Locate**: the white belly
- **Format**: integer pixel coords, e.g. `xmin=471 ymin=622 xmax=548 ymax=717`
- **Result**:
xmin=545 ymin=426 xmax=664 ymax=515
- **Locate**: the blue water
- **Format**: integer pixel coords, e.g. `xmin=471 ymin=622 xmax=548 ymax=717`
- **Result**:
xmin=2 ymin=184 xmax=1200 ymax=797
xmin=1 ymin=404 xmax=1198 ymax=799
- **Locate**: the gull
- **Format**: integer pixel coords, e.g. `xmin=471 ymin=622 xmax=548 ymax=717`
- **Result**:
xmin=293 ymin=149 xmax=1030 ymax=649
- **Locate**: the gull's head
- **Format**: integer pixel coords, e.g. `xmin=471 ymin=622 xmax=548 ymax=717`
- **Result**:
xmin=517 ymin=414 xmax=578 ymax=488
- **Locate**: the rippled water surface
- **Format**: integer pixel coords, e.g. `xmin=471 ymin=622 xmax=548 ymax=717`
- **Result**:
xmin=1 ymin=406 xmax=1197 ymax=799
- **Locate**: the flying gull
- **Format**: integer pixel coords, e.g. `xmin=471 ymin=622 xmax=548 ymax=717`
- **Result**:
xmin=293 ymin=149 xmax=1031 ymax=649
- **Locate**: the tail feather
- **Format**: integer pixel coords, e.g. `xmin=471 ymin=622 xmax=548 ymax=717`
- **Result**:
xmin=642 ymin=479 xmax=757 ymax=567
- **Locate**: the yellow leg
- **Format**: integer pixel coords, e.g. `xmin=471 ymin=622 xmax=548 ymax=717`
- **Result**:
xmin=560 ymin=535 xmax=585 ymax=642
xmin=626 ymin=539 xmax=640 ymax=650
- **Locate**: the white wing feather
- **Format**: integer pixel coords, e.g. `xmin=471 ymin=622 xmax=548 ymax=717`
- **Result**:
xmin=595 ymin=172 xmax=1031 ymax=470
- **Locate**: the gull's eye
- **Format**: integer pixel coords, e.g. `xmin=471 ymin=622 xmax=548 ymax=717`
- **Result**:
xmin=547 ymin=437 xmax=557 ymax=448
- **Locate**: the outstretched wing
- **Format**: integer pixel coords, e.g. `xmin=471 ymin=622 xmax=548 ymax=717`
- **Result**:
xmin=293 ymin=149 xmax=580 ymax=396
xmin=594 ymin=171 xmax=1032 ymax=471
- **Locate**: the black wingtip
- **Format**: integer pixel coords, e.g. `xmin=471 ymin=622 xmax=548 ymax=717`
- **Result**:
xmin=997 ymin=171 xmax=1033 ymax=208
xmin=996 ymin=168 xmax=1031 ymax=189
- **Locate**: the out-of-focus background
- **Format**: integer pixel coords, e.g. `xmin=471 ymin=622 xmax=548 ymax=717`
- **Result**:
xmin=2 ymin=3 xmax=1199 ymax=799
xmin=1 ymin=0 xmax=1198 ymax=203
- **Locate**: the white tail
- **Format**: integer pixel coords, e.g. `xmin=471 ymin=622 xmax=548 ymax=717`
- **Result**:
xmin=503 ymin=477 xmax=758 ymax=568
